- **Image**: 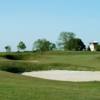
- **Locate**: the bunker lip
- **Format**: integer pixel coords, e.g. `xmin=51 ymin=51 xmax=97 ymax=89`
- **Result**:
xmin=22 ymin=70 xmax=100 ymax=82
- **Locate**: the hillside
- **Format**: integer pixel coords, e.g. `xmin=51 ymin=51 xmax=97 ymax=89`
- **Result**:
xmin=0 ymin=51 xmax=100 ymax=73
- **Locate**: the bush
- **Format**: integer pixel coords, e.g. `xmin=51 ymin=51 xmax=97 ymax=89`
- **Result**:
xmin=0 ymin=61 xmax=50 ymax=73
xmin=4 ymin=55 xmax=19 ymax=60
xmin=1 ymin=66 xmax=25 ymax=73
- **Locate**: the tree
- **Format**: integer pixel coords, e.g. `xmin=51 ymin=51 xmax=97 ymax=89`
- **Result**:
xmin=49 ymin=43 xmax=56 ymax=51
xmin=58 ymin=32 xmax=76 ymax=50
xmin=5 ymin=45 xmax=11 ymax=52
xmin=67 ymin=38 xmax=86 ymax=51
xmin=96 ymin=44 xmax=100 ymax=51
xmin=17 ymin=41 xmax=26 ymax=52
xmin=33 ymin=39 xmax=56 ymax=52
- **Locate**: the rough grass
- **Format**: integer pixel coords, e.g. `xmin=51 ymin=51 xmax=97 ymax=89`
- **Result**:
xmin=0 ymin=51 xmax=100 ymax=73
xmin=0 ymin=71 xmax=100 ymax=100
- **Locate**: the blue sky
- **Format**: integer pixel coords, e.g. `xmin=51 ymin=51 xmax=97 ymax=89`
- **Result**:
xmin=0 ymin=0 xmax=100 ymax=51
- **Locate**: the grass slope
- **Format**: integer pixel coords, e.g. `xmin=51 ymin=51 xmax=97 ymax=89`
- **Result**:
xmin=0 ymin=71 xmax=100 ymax=100
xmin=0 ymin=51 xmax=100 ymax=72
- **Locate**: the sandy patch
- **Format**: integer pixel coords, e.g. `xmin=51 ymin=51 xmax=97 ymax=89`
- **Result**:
xmin=27 ymin=60 xmax=39 ymax=63
xmin=18 ymin=60 xmax=39 ymax=63
xmin=22 ymin=70 xmax=100 ymax=82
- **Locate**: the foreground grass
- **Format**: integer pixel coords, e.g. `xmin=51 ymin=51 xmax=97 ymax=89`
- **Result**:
xmin=0 ymin=71 xmax=100 ymax=100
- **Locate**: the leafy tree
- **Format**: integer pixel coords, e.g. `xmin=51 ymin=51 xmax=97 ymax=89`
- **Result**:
xmin=5 ymin=45 xmax=11 ymax=52
xmin=96 ymin=44 xmax=100 ymax=51
xmin=33 ymin=39 xmax=56 ymax=52
xmin=17 ymin=41 xmax=26 ymax=52
xmin=49 ymin=43 xmax=56 ymax=51
xmin=87 ymin=46 xmax=90 ymax=51
xmin=67 ymin=38 xmax=86 ymax=51
xmin=58 ymin=32 xmax=76 ymax=50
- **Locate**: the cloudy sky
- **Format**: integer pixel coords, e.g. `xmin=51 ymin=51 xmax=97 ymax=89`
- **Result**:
xmin=0 ymin=0 xmax=100 ymax=51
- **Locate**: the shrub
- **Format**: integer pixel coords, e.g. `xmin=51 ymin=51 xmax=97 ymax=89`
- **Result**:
xmin=1 ymin=66 xmax=25 ymax=73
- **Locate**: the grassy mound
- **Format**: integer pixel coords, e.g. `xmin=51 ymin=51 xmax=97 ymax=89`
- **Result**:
xmin=0 ymin=51 xmax=100 ymax=73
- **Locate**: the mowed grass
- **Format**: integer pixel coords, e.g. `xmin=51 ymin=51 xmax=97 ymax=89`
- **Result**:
xmin=0 ymin=71 xmax=100 ymax=100
xmin=0 ymin=51 xmax=100 ymax=72
xmin=0 ymin=51 xmax=100 ymax=100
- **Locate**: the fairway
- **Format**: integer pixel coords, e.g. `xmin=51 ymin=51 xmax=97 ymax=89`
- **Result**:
xmin=0 ymin=51 xmax=100 ymax=100
xmin=0 ymin=71 xmax=100 ymax=100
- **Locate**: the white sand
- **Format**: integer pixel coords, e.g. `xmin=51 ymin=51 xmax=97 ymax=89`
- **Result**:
xmin=22 ymin=70 xmax=100 ymax=82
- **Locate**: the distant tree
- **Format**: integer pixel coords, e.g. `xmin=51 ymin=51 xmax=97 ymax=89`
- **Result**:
xmin=58 ymin=32 xmax=76 ymax=50
xmin=96 ymin=44 xmax=100 ymax=51
xmin=33 ymin=39 xmax=56 ymax=52
xmin=87 ymin=46 xmax=90 ymax=51
xmin=5 ymin=45 xmax=11 ymax=52
xmin=49 ymin=43 xmax=56 ymax=51
xmin=67 ymin=38 xmax=86 ymax=51
xmin=17 ymin=41 xmax=26 ymax=52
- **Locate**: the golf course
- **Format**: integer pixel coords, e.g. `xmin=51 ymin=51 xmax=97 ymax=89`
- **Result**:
xmin=0 ymin=51 xmax=100 ymax=100
xmin=1 ymin=0 xmax=100 ymax=99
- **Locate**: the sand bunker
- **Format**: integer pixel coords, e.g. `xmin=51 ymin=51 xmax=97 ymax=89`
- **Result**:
xmin=22 ymin=70 xmax=100 ymax=82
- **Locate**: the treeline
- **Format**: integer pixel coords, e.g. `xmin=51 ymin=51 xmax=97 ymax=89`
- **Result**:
xmin=5 ymin=32 xmax=87 ymax=52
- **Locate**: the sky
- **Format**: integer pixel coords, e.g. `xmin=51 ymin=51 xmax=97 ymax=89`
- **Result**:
xmin=0 ymin=0 xmax=100 ymax=51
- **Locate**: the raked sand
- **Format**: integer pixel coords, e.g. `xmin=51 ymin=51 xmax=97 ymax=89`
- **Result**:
xmin=22 ymin=70 xmax=100 ymax=82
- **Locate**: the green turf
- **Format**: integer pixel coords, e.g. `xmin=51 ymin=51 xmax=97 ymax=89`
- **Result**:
xmin=0 ymin=51 xmax=100 ymax=72
xmin=0 ymin=71 xmax=100 ymax=100
xmin=0 ymin=51 xmax=100 ymax=100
